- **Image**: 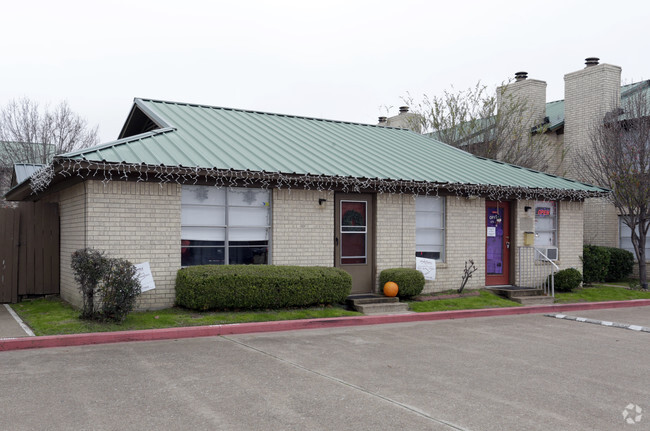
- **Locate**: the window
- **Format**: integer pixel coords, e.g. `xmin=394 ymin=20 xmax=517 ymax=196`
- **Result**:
xmin=415 ymin=196 xmax=445 ymax=260
xmin=181 ymin=185 xmax=270 ymax=266
xmin=534 ymin=201 xmax=557 ymax=247
xmin=619 ymin=216 xmax=650 ymax=259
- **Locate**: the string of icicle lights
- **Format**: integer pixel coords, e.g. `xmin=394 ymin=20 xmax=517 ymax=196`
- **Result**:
xmin=29 ymin=159 xmax=608 ymax=202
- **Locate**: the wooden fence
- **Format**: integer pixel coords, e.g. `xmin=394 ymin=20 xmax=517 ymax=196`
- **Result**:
xmin=0 ymin=202 xmax=59 ymax=303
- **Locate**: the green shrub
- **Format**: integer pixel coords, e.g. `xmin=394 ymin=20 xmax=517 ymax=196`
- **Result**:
xmin=100 ymin=258 xmax=142 ymax=323
xmin=552 ymin=268 xmax=582 ymax=292
xmin=605 ymin=247 xmax=634 ymax=282
xmin=175 ymin=265 xmax=352 ymax=311
xmin=71 ymin=248 xmax=142 ymax=323
xmin=71 ymin=248 xmax=109 ymax=319
xmin=379 ymin=268 xmax=425 ymax=299
xmin=582 ymin=245 xmax=610 ymax=284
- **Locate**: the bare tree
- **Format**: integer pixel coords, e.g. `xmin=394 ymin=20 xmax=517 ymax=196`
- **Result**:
xmin=403 ymin=82 xmax=561 ymax=173
xmin=582 ymin=88 xmax=650 ymax=289
xmin=0 ymin=98 xmax=99 ymax=197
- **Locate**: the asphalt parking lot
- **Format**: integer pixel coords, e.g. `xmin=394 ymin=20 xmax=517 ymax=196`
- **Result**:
xmin=1 ymin=306 xmax=649 ymax=430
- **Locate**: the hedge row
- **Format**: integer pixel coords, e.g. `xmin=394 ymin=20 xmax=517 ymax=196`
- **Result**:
xmin=582 ymin=245 xmax=634 ymax=284
xmin=176 ymin=265 xmax=352 ymax=311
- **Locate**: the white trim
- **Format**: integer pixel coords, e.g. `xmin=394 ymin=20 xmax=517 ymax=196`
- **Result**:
xmin=3 ymin=304 xmax=35 ymax=337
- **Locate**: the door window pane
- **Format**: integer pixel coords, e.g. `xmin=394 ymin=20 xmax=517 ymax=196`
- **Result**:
xmin=340 ymin=201 xmax=367 ymax=264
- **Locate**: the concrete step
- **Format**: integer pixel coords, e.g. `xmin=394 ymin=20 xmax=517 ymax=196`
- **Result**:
xmin=354 ymin=302 xmax=411 ymax=315
xmin=510 ymin=295 xmax=555 ymax=305
xmin=489 ymin=288 xmax=545 ymax=298
xmin=346 ymin=295 xmax=399 ymax=307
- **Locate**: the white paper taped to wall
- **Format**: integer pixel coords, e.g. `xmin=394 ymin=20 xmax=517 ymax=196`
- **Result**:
xmin=416 ymin=257 xmax=436 ymax=281
xmin=134 ymin=262 xmax=156 ymax=292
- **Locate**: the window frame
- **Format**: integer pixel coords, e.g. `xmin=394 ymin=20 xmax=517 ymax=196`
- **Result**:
xmin=534 ymin=200 xmax=558 ymax=248
xmin=619 ymin=216 xmax=650 ymax=260
xmin=181 ymin=185 xmax=271 ymax=266
xmin=415 ymin=195 xmax=446 ymax=262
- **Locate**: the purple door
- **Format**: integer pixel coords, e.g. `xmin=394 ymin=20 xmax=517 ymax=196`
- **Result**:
xmin=486 ymin=201 xmax=510 ymax=286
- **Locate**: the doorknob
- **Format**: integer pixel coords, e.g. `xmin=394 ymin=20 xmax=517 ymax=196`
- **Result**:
xmin=506 ymin=242 xmax=510 ymax=249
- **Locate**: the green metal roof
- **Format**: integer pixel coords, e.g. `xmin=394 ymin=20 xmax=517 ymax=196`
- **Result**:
xmin=58 ymin=98 xmax=605 ymax=194
xmin=545 ymin=80 xmax=650 ymax=131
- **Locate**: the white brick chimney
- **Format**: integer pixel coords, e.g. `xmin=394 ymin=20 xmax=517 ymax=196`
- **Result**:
xmin=380 ymin=106 xmax=421 ymax=132
xmin=564 ymin=57 xmax=621 ymax=180
xmin=564 ymin=57 xmax=622 ymax=248
xmin=497 ymin=71 xmax=547 ymax=127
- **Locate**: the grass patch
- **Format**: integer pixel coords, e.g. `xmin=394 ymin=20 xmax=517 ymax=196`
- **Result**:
xmin=554 ymin=285 xmax=650 ymax=303
xmin=408 ymin=290 xmax=520 ymax=312
xmin=11 ymin=296 xmax=361 ymax=336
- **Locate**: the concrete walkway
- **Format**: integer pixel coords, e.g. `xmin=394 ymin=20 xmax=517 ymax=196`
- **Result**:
xmin=0 ymin=304 xmax=33 ymax=339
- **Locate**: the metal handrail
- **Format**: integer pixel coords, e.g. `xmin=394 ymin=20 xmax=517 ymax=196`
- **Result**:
xmin=534 ymin=247 xmax=558 ymax=298
xmin=517 ymin=246 xmax=559 ymax=297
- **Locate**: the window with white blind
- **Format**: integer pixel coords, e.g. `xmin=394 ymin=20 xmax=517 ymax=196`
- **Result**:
xmin=181 ymin=185 xmax=271 ymax=266
xmin=415 ymin=196 xmax=445 ymax=261
xmin=534 ymin=201 xmax=557 ymax=247
xmin=619 ymin=216 xmax=650 ymax=260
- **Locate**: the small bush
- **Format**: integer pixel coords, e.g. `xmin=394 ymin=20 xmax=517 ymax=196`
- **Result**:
xmin=71 ymin=248 xmax=109 ymax=319
xmin=605 ymin=247 xmax=634 ymax=282
xmin=100 ymin=258 xmax=142 ymax=323
xmin=175 ymin=265 xmax=352 ymax=311
xmin=71 ymin=249 xmax=142 ymax=323
xmin=379 ymin=268 xmax=425 ymax=299
xmin=552 ymin=268 xmax=582 ymax=292
xmin=582 ymin=245 xmax=610 ymax=284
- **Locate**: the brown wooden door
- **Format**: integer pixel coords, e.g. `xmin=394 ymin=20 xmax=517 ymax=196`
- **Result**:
xmin=485 ymin=201 xmax=511 ymax=286
xmin=335 ymin=193 xmax=374 ymax=294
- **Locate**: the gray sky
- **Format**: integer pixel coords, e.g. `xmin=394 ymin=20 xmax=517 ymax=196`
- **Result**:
xmin=2 ymin=0 xmax=649 ymax=143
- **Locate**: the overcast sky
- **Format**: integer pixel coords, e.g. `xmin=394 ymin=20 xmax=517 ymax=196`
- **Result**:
xmin=2 ymin=0 xmax=649 ymax=143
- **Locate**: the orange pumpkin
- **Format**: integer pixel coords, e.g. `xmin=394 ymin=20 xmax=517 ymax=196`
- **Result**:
xmin=383 ymin=281 xmax=398 ymax=297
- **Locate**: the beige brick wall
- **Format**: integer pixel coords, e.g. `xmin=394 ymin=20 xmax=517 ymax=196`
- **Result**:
xmin=271 ymin=189 xmax=333 ymax=266
xmin=511 ymin=199 xmax=584 ymax=286
xmin=558 ymin=200 xmax=584 ymax=271
xmin=421 ymin=196 xmax=485 ymax=293
xmin=43 ymin=182 xmax=86 ymax=308
xmin=84 ymin=180 xmax=181 ymax=310
xmin=583 ymin=197 xmax=618 ymax=247
xmin=375 ymin=193 xmax=416 ymax=291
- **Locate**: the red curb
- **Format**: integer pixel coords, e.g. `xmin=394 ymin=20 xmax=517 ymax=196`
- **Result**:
xmin=2 ymin=299 xmax=650 ymax=352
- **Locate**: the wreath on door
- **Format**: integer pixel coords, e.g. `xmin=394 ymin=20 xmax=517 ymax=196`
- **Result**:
xmin=342 ymin=209 xmax=364 ymax=226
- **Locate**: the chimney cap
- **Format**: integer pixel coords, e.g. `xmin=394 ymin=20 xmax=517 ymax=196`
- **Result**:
xmin=378 ymin=116 xmax=387 ymax=123
xmin=585 ymin=57 xmax=600 ymax=67
xmin=399 ymin=106 xmax=409 ymax=114
xmin=515 ymin=71 xmax=528 ymax=82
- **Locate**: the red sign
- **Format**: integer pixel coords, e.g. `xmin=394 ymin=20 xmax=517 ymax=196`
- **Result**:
xmin=536 ymin=207 xmax=551 ymax=217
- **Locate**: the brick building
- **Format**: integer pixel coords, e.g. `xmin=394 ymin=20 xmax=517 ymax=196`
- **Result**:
xmin=385 ymin=58 xmax=650 ymax=263
xmin=6 ymin=98 xmax=605 ymax=309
